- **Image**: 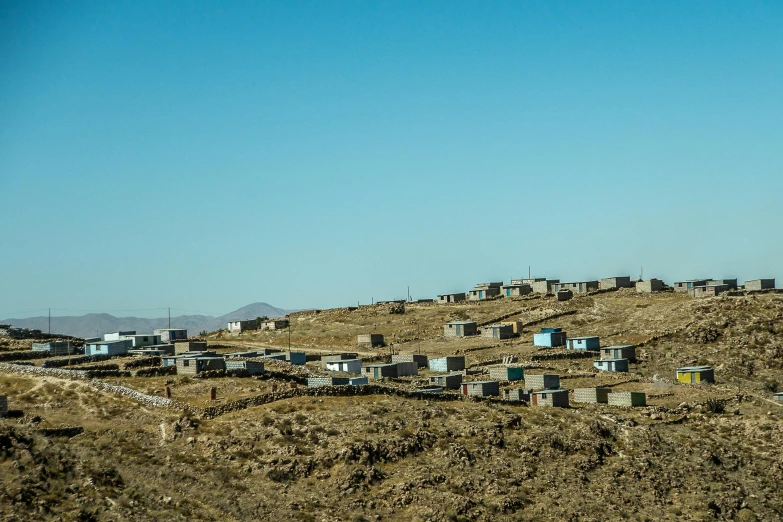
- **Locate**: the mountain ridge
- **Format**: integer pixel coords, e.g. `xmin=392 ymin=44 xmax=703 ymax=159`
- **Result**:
xmin=1 ymin=302 xmax=291 ymax=339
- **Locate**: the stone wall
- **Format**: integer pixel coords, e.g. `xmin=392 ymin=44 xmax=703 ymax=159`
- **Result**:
xmin=42 ymin=354 xmax=112 ymax=368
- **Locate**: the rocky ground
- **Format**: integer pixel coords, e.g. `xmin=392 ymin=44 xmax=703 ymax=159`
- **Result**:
xmin=1 ymin=291 xmax=782 ymax=521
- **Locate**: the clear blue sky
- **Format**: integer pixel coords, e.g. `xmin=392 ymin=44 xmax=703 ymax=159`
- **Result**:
xmin=1 ymin=1 xmax=782 ymax=318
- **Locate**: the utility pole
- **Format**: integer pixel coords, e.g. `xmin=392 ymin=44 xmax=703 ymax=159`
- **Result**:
xmin=168 ymin=307 xmax=171 ymax=328
xmin=407 ymin=285 xmax=410 ymax=302
xmin=529 ymin=265 xmax=531 ymax=280
xmin=48 ymin=308 xmax=50 ymax=334
xmin=288 ymin=318 xmax=291 ymax=352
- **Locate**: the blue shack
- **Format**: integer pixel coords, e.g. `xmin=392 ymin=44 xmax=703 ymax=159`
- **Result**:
xmin=534 ymin=328 xmax=567 ymax=347
xmin=566 ymin=336 xmax=600 ymax=351
xmin=593 ymin=358 xmax=629 ymax=372
xmin=85 ymin=339 xmax=132 ymax=357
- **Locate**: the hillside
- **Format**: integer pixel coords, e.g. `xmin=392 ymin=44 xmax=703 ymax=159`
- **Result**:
xmin=1 ymin=302 xmax=291 ymax=339
xmin=1 ymin=291 xmax=782 ymax=521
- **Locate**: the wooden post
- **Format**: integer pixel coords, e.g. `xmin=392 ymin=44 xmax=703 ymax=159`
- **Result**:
xmin=210 ymin=387 xmax=216 ymax=401
xmin=165 ymin=386 xmax=171 ymax=399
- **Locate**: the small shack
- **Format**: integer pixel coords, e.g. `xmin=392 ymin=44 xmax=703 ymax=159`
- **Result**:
xmin=285 ymin=352 xmax=307 ymax=365
xmin=308 ymin=376 xmax=350 ymax=388
xmin=557 ymin=289 xmax=573 ymax=301
xmin=349 ymin=376 xmax=368 ymax=386
xmin=362 ymin=362 xmax=418 ymax=380
xmin=174 ymin=341 xmax=208 ymax=355
xmin=176 ymin=357 xmax=226 ymax=375
xmin=121 ymin=334 xmax=162 ymax=348
xmin=600 ymin=277 xmax=633 ymax=290
xmin=468 ymin=282 xmax=503 ymax=300
xmin=566 ymin=336 xmax=600 ymax=351
xmin=636 ymin=279 xmax=665 ymax=293
xmin=488 ymin=366 xmax=524 ymax=382
xmin=32 ymin=341 xmax=74 ymax=356
xmin=525 ymin=374 xmax=560 ymax=390
xmin=391 ymin=354 xmax=428 ymax=368
xmin=601 ymin=345 xmax=636 ymax=362
xmin=688 ymin=284 xmax=730 ymax=298
xmin=608 ymin=392 xmax=647 ymax=407
xmin=530 ymin=389 xmax=569 ymax=408
xmin=461 ymin=381 xmax=500 ymax=397
xmin=443 ymin=321 xmax=478 ymax=337
xmin=437 ymin=293 xmax=466 ymax=304
xmin=552 ymin=281 xmax=599 ymax=294
xmin=153 ymin=328 xmax=188 ymax=343
xmin=503 ymin=388 xmax=532 ymax=402
xmin=429 ymin=356 xmax=466 ymax=372
xmin=573 ymin=387 xmax=611 ymax=404
xmin=676 ymin=366 xmax=715 ymax=384
xmin=358 ymin=333 xmax=385 ymax=347
xmin=773 ymin=392 xmax=783 ymax=402
xmin=501 ymin=284 xmax=532 ymax=297
xmin=325 ymin=358 xmax=363 ymax=374
xmin=224 ymin=359 xmax=265 ymax=375
xmin=429 ymin=373 xmax=463 ymax=390
xmin=746 ymin=279 xmax=775 ymax=291
xmin=85 ymin=339 xmax=132 ymax=357
xmin=481 ymin=323 xmax=515 ymax=340
xmin=593 ymin=359 xmax=629 ymax=373
xmin=534 ymin=329 xmax=567 ymax=348
xmin=262 ymin=319 xmax=289 ymax=331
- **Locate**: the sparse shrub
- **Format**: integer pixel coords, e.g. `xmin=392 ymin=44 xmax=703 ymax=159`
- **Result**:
xmin=706 ymin=399 xmax=726 ymax=414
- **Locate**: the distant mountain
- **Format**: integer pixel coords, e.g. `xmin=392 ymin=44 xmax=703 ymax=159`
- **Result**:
xmin=1 ymin=302 xmax=292 ymax=339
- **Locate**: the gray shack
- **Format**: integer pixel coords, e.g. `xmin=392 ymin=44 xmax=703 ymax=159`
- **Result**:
xmin=636 ymin=279 xmax=665 ymax=293
xmin=552 ymin=281 xmax=599 ymax=294
xmin=608 ymin=391 xmax=646 ymax=407
xmin=573 ymin=387 xmax=611 ymax=404
xmin=392 ymin=354 xmax=428 ymax=368
xmin=461 ymin=381 xmax=500 ymax=397
xmin=358 ymin=333 xmax=385 ymax=347
xmin=362 ymin=362 xmax=418 ymax=380
xmin=468 ymin=282 xmax=503 ymax=300
xmin=501 ymin=284 xmax=532 ymax=297
xmin=531 ymin=279 xmax=559 ymax=294
xmin=174 ymin=341 xmax=208 ymax=355
xmin=225 ymin=359 xmax=265 ymax=375
xmin=153 ymin=328 xmax=188 ymax=343
xmin=746 ymin=279 xmax=775 ymax=291
xmin=530 ymin=389 xmax=569 ymax=408
xmin=429 ymin=356 xmax=466 ymax=372
xmin=429 ymin=373 xmax=463 ymax=390
xmin=601 ymin=345 xmax=636 ymax=362
xmin=437 ymin=293 xmax=466 ymax=304
xmin=481 ymin=323 xmax=515 ymax=340
xmin=600 ymin=277 xmax=633 ymax=290
xmin=503 ymin=388 xmax=532 ymax=402
xmin=32 ymin=341 xmax=75 ymax=356
xmin=525 ymin=373 xmax=560 ymax=390
xmin=444 ymin=321 xmax=478 ymax=337
xmin=176 ymin=357 xmax=226 ymax=375
xmin=308 ymin=376 xmax=350 ymax=388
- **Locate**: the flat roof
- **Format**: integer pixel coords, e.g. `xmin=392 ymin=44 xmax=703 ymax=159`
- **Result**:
xmin=602 ymin=345 xmax=634 ymax=349
xmin=464 ymin=381 xmax=498 ymax=385
xmin=445 ymin=321 xmax=476 ymax=325
xmin=676 ymin=366 xmax=713 ymax=371
xmin=531 ymin=389 xmax=567 ymax=394
xmin=595 ymin=358 xmax=628 ymax=363
xmin=326 ymin=358 xmax=362 ymax=363
xmin=569 ymin=336 xmax=599 ymax=340
xmin=88 ymin=340 xmax=130 ymax=345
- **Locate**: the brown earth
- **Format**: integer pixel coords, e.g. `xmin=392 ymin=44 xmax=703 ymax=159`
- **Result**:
xmin=1 ymin=291 xmax=782 ymax=521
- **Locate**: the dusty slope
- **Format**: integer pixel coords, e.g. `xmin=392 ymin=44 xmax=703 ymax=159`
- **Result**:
xmin=1 ymin=291 xmax=782 ymax=521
